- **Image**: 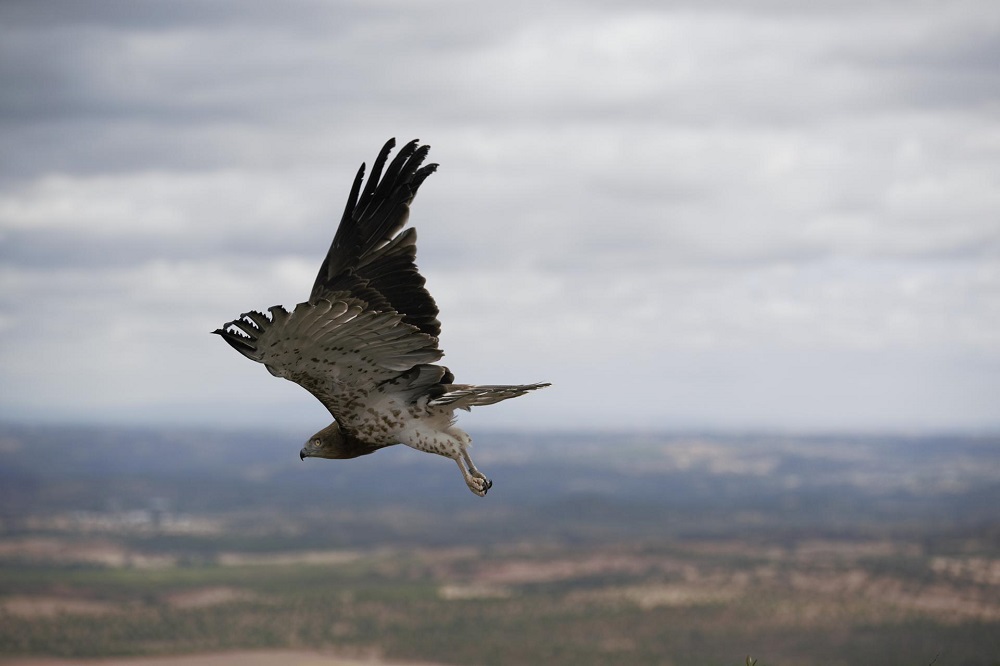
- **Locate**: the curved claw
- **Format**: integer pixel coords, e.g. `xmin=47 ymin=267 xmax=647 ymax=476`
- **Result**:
xmin=466 ymin=475 xmax=492 ymax=497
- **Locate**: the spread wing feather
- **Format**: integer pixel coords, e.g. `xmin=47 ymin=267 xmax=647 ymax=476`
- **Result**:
xmin=214 ymin=138 xmax=449 ymax=420
xmin=214 ymin=299 xmax=442 ymax=416
xmin=311 ymin=138 xmax=441 ymax=337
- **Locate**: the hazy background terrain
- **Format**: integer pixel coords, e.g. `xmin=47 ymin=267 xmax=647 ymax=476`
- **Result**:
xmin=1 ymin=1 xmax=998 ymax=665
xmin=1 ymin=425 xmax=998 ymax=666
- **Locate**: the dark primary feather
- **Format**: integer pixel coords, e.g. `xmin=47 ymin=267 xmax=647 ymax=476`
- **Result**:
xmin=310 ymin=138 xmax=441 ymax=338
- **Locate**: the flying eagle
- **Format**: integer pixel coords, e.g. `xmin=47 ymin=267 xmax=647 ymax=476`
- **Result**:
xmin=214 ymin=139 xmax=549 ymax=496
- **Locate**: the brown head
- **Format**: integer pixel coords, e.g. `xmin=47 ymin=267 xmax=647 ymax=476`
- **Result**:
xmin=299 ymin=421 xmax=388 ymax=461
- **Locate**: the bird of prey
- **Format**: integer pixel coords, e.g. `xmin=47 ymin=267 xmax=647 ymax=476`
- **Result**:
xmin=214 ymin=138 xmax=549 ymax=496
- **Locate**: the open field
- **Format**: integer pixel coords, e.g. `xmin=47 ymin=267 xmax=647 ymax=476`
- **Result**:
xmin=0 ymin=650 xmax=445 ymax=666
xmin=3 ymin=534 xmax=998 ymax=664
xmin=1 ymin=425 xmax=998 ymax=665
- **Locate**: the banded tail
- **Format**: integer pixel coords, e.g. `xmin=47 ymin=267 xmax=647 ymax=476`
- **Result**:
xmin=428 ymin=382 xmax=551 ymax=409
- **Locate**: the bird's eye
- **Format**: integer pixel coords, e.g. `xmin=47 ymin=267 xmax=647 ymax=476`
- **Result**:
xmin=312 ymin=438 xmax=321 ymax=447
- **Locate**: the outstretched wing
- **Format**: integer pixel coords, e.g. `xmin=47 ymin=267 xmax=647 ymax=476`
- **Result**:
xmin=214 ymin=299 xmax=442 ymax=418
xmin=312 ymin=138 xmax=441 ymax=338
xmin=214 ymin=139 xmax=447 ymax=420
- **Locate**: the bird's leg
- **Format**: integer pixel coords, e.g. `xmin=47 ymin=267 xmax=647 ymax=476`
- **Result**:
xmin=455 ymin=458 xmax=491 ymax=496
xmin=445 ymin=425 xmax=492 ymax=495
xmin=462 ymin=449 xmax=492 ymax=487
xmin=398 ymin=425 xmax=491 ymax=496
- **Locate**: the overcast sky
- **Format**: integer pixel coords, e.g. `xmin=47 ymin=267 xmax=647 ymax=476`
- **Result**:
xmin=1 ymin=0 xmax=998 ymax=433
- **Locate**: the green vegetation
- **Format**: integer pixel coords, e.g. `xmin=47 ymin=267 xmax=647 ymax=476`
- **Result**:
xmin=2 ymin=541 xmax=998 ymax=665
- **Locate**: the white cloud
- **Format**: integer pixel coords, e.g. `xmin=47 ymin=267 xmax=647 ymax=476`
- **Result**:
xmin=1 ymin=0 xmax=998 ymax=430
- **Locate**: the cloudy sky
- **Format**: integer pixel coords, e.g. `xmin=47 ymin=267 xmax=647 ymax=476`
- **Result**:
xmin=1 ymin=0 xmax=998 ymax=432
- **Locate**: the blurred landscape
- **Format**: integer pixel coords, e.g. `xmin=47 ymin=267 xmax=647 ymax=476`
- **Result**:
xmin=0 ymin=423 xmax=998 ymax=666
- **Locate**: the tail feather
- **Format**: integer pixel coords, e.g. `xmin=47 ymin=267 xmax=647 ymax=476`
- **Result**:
xmin=428 ymin=382 xmax=551 ymax=409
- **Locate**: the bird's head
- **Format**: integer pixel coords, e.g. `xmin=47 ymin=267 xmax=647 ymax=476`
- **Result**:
xmin=300 ymin=422 xmax=348 ymax=460
xmin=300 ymin=421 xmax=382 ymax=460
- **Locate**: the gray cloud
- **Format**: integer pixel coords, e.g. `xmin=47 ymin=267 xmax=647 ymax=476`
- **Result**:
xmin=1 ymin=0 xmax=998 ymax=430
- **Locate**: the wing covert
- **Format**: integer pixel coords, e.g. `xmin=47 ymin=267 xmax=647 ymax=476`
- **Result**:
xmin=213 ymin=298 xmax=443 ymax=417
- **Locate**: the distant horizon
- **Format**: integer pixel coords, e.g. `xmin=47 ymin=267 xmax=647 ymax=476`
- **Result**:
xmin=2 ymin=415 xmax=997 ymax=439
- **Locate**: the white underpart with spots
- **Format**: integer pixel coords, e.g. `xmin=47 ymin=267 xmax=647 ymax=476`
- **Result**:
xmin=338 ymin=390 xmax=492 ymax=496
xmin=395 ymin=405 xmax=491 ymax=497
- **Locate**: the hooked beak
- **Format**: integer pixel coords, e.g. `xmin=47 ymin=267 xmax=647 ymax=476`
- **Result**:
xmin=299 ymin=448 xmax=307 ymax=461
